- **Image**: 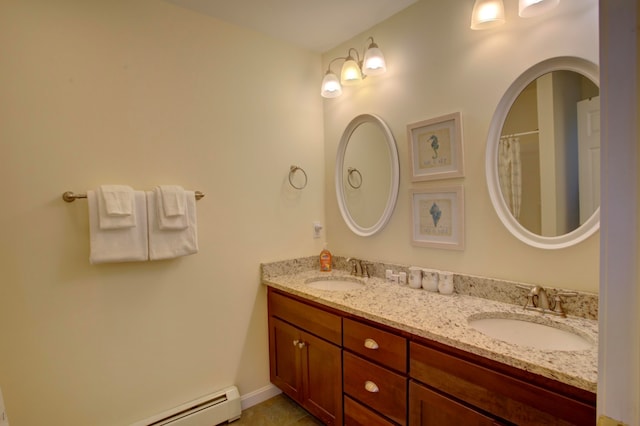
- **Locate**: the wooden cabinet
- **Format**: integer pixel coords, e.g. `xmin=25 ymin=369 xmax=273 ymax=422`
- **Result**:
xmin=267 ymin=287 xmax=596 ymax=426
xmin=409 ymin=341 xmax=596 ymax=426
xmin=343 ymin=318 xmax=408 ymax=425
xmin=268 ymin=289 xmax=343 ymax=425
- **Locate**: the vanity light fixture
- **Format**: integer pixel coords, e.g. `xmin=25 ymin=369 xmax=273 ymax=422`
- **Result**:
xmin=321 ymin=37 xmax=387 ymax=98
xmin=518 ymin=0 xmax=559 ymax=17
xmin=470 ymin=0 xmax=559 ymax=29
xmin=470 ymin=0 xmax=505 ymax=30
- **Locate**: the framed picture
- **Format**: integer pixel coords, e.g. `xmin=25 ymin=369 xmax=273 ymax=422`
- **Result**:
xmin=410 ymin=186 xmax=464 ymax=250
xmin=407 ymin=112 xmax=464 ymax=181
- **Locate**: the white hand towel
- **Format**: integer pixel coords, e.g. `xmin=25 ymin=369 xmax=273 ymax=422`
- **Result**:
xmin=159 ymin=185 xmax=186 ymax=216
xmin=147 ymin=190 xmax=198 ymax=261
xmin=88 ymin=190 xmax=149 ymax=264
xmin=101 ymin=185 xmax=134 ymax=215
xmin=154 ymin=186 xmax=188 ymax=230
xmin=99 ymin=185 xmax=136 ymax=229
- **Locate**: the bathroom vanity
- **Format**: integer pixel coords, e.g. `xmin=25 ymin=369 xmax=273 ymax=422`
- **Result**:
xmin=263 ymin=259 xmax=597 ymax=426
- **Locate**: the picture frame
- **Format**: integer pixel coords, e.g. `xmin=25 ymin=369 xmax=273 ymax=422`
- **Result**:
xmin=407 ymin=112 xmax=464 ymax=181
xmin=410 ymin=186 xmax=465 ymax=250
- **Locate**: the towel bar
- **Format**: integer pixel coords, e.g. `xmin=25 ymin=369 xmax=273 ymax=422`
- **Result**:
xmin=62 ymin=190 xmax=205 ymax=202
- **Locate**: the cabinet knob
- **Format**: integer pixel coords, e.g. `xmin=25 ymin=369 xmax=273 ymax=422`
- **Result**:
xmin=297 ymin=341 xmax=306 ymax=349
xmin=293 ymin=339 xmax=300 ymax=347
xmin=364 ymin=338 xmax=379 ymax=350
xmin=364 ymin=380 xmax=379 ymax=393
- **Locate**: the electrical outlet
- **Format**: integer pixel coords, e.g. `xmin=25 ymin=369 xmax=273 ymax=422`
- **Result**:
xmin=313 ymin=222 xmax=323 ymax=238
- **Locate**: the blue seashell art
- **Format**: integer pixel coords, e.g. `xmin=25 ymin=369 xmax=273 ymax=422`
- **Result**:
xmin=429 ymin=202 xmax=442 ymax=227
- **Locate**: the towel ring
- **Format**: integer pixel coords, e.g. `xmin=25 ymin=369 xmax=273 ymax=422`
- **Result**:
xmin=288 ymin=165 xmax=308 ymax=190
xmin=347 ymin=167 xmax=362 ymax=189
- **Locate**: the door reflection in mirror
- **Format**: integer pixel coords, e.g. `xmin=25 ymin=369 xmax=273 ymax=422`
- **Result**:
xmin=499 ymin=70 xmax=599 ymax=237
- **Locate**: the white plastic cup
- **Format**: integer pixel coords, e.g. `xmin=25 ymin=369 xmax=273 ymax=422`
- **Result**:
xmin=421 ymin=269 xmax=439 ymax=292
xmin=438 ymin=271 xmax=454 ymax=295
xmin=409 ymin=267 xmax=422 ymax=289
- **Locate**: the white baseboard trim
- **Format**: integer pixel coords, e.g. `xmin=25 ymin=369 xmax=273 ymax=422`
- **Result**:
xmin=240 ymin=384 xmax=282 ymax=410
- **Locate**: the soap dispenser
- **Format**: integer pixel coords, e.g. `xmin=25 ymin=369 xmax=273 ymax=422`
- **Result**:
xmin=319 ymin=243 xmax=332 ymax=272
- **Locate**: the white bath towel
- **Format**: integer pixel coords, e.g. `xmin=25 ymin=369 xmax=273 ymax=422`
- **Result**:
xmin=98 ymin=185 xmax=136 ymax=229
xmin=154 ymin=186 xmax=188 ymax=230
xmin=88 ymin=190 xmax=148 ymax=264
xmin=147 ymin=190 xmax=198 ymax=260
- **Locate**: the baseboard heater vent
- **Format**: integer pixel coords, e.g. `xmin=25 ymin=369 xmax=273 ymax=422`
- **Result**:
xmin=132 ymin=386 xmax=241 ymax=426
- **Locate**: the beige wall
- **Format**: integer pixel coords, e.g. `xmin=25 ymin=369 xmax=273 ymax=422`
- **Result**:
xmin=0 ymin=0 xmax=605 ymax=424
xmin=0 ymin=0 xmax=324 ymax=425
xmin=323 ymin=0 xmax=600 ymax=292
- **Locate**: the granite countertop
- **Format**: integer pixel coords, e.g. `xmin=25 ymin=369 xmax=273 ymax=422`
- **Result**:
xmin=262 ymin=268 xmax=598 ymax=393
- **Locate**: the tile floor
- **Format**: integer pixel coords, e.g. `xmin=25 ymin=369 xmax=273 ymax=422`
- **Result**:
xmin=227 ymin=394 xmax=324 ymax=426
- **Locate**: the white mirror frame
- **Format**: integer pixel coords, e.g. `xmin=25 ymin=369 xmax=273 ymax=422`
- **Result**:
xmin=336 ymin=114 xmax=400 ymax=237
xmin=485 ymin=57 xmax=600 ymax=249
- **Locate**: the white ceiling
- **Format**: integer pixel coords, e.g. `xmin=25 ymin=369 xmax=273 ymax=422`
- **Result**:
xmin=164 ymin=0 xmax=417 ymax=53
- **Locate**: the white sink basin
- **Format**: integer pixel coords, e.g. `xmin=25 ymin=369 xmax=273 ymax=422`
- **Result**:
xmin=304 ymin=276 xmax=365 ymax=291
xmin=468 ymin=314 xmax=593 ymax=351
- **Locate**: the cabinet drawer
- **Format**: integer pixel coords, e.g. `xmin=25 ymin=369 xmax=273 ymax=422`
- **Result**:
xmin=269 ymin=290 xmax=341 ymax=345
xmin=344 ymin=395 xmax=396 ymax=426
xmin=410 ymin=342 xmax=595 ymax=426
xmin=344 ymin=318 xmax=407 ymax=373
xmin=344 ymin=352 xmax=407 ymax=425
xmin=409 ymin=380 xmax=498 ymax=426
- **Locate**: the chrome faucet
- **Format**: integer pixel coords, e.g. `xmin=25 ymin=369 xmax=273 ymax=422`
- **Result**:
xmin=531 ymin=286 xmax=551 ymax=310
xmin=346 ymin=257 xmax=361 ymax=276
xmin=346 ymin=258 xmax=369 ymax=278
xmin=519 ymin=285 xmax=577 ymax=317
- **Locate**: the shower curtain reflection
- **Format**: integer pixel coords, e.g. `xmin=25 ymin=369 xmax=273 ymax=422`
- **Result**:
xmin=498 ymin=137 xmax=522 ymax=220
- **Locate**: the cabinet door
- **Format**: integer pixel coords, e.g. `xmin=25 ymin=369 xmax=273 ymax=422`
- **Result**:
xmin=409 ymin=381 xmax=499 ymax=426
xmin=269 ymin=317 xmax=302 ymax=401
xmin=301 ymin=330 xmax=343 ymax=425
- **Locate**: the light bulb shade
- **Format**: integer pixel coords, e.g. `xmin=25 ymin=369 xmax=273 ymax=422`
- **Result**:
xmin=519 ymin=0 xmax=559 ymax=17
xmin=363 ymin=46 xmax=386 ymax=76
xmin=470 ymin=0 xmax=505 ymax=30
xmin=321 ymin=72 xmax=342 ymax=98
xmin=340 ymin=58 xmax=362 ymax=85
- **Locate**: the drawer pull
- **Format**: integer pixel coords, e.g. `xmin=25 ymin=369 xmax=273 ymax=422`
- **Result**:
xmin=364 ymin=380 xmax=379 ymax=393
xmin=364 ymin=338 xmax=379 ymax=350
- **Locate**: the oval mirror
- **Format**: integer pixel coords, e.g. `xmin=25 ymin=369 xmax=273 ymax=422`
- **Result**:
xmin=336 ymin=114 xmax=400 ymax=237
xmin=485 ymin=57 xmax=600 ymax=249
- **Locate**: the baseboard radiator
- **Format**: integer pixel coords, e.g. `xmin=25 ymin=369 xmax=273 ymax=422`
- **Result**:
xmin=132 ymin=386 xmax=242 ymax=426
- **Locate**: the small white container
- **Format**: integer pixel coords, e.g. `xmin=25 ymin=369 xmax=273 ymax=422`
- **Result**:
xmin=421 ymin=269 xmax=439 ymax=292
xmin=437 ymin=271 xmax=454 ymax=295
xmin=408 ymin=267 xmax=422 ymax=288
